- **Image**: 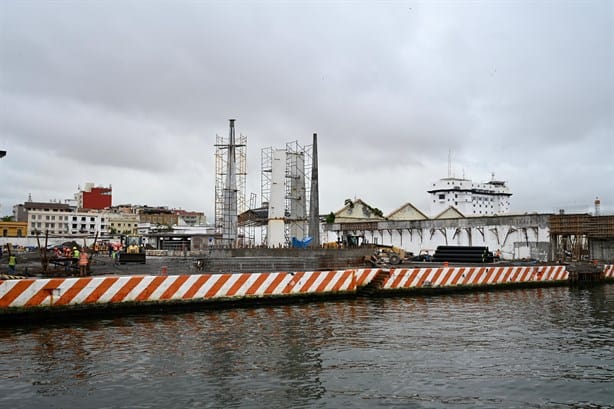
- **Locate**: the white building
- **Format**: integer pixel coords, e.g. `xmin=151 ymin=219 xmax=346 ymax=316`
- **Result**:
xmin=27 ymin=209 xmax=109 ymax=236
xmin=27 ymin=210 xmax=72 ymax=236
xmin=428 ymin=177 xmax=512 ymax=217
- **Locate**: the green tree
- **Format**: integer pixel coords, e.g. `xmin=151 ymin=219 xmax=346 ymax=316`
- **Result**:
xmin=325 ymin=212 xmax=336 ymax=224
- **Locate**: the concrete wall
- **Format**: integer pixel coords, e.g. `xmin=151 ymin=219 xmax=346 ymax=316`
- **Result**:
xmin=590 ymin=239 xmax=614 ymax=262
xmin=326 ymin=214 xmax=551 ymax=261
xmin=0 ymin=270 xmax=365 ymax=312
xmin=7 ymin=265 xmax=611 ymax=316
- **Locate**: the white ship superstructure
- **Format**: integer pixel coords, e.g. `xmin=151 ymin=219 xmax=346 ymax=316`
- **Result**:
xmin=428 ymin=176 xmax=512 ymax=217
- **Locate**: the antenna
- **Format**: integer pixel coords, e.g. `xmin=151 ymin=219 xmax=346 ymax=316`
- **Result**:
xmin=448 ymin=148 xmax=451 ymax=178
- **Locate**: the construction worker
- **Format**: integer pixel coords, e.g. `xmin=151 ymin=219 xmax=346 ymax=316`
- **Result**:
xmin=79 ymin=249 xmax=89 ymax=276
xmin=73 ymin=246 xmax=80 ymax=259
xmin=8 ymin=254 xmax=16 ymax=273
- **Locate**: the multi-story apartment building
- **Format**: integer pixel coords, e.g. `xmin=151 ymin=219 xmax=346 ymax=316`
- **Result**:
xmin=27 ymin=209 xmax=109 ymax=236
xmin=14 ymin=201 xmax=72 ymax=223
xmin=15 ymin=202 xmax=73 ymax=236
xmin=67 ymin=212 xmax=108 ymax=235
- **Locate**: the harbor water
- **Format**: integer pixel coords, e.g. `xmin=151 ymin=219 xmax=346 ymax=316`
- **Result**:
xmin=1 ymin=285 xmax=613 ymax=408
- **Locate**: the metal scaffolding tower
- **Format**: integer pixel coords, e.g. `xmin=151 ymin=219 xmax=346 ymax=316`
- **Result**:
xmin=214 ymin=119 xmax=247 ymax=247
xmin=261 ymin=147 xmax=273 ymax=209
xmin=286 ymin=141 xmax=311 ymax=243
xmin=260 ymin=141 xmax=312 ymax=247
xmin=246 ymin=192 xmax=258 ymax=245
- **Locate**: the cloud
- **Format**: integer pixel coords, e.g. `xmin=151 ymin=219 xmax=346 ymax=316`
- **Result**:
xmin=1 ymin=1 xmax=612 ymax=219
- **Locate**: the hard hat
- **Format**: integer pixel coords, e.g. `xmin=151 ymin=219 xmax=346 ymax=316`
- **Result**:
xmin=73 ymin=247 xmax=77 ymax=249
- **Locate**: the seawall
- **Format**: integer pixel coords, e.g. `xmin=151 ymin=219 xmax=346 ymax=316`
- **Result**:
xmin=1 ymin=265 xmax=613 ymax=319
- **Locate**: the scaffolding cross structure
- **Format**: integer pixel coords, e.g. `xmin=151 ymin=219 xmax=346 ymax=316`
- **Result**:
xmin=214 ymin=119 xmax=247 ymax=247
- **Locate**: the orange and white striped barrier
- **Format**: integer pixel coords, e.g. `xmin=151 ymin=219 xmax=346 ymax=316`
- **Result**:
xmin=353 ymin=268 xmax=380 ymax=287
xmin=0 ymin=270 xmax=357 ymax=311
xmin=381 ymin=265 xmax=568 ymax=290
xmin=1 ymin=264 xmax=609 ymax=314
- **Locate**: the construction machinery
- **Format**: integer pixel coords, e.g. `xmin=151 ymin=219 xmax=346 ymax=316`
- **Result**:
xmin=369 ymin=244 xmax=410 ymax=265
xmin=411 ymin=249 xmax=434 ymax=262
xmin=119 ymin=235 xmax=146 ymax=264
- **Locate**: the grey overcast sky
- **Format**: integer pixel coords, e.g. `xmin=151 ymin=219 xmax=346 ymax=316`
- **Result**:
xmin=1 ymin=0 xmax=613 ymax=220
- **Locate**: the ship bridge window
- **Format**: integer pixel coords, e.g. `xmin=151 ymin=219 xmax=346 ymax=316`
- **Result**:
xmin=438 ymin=194 xmax=445 ymax=200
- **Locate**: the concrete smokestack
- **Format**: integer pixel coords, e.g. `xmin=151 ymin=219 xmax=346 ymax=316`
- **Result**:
xmin=222 ymin=119 xmax=238 ymax=246
xmin=309 ymin=133 xmax=320 ymax=247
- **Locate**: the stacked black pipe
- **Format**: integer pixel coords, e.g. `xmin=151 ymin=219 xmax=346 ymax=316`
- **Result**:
xmin=432 ymin=246 xmax=495 ymax=263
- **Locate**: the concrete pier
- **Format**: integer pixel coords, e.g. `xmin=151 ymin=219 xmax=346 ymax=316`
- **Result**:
xmin=2 ymin=264 xmax=612 ymax=319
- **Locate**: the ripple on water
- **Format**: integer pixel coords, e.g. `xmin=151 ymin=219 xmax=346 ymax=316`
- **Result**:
xmin=0 ymin=286 xmax=613 ymax=408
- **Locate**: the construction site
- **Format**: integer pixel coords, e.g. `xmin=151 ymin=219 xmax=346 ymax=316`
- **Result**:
xmin=213 ymin=119 xmax=321 ymax=249
xmin=173 ymin=118 xmax=614 ymax=273
xmin=2 ymin=120 xmax=614 ymax=278
xmin=548 ymin=212 xmax=614 ymax=262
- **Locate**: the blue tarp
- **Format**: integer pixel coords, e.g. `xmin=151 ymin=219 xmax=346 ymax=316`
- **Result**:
xmin=291 ymin=237 xmax=313 ymax=248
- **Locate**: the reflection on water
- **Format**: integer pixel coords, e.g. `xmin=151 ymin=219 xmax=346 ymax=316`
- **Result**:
xmin=1 ymin=285 xmax=613 ymax=408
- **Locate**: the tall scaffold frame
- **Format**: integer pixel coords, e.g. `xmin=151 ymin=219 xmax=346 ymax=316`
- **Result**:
xmin=214 ymin=131 xmax=247 ymax=247
xmin=260 ymin=141 xmax=312 ymax=246
xmin=286 ymin=141 xmax=312 ymax=244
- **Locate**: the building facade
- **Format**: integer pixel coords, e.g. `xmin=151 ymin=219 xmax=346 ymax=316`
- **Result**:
xmin=428 ymin=177 xmax=512 ymax=217
xmin=0 ymin=221 xmax=28 ymax=238
xmin=175 ymin=210 xmax=206 ymax=226
xmin=139 ymin=207 xmax=178 ymax=226
xmin=76 ymin=183 xmax=112 ymax=210
xmin=27 ymin=210 xmax=109 ymax=236
xmin=14 ymin=202 xmax=72 ymax=223
xmin=325 ymin=213 xmax=551 ymax=261
xmin=106 ymin=212 xmax=139 ymax=235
